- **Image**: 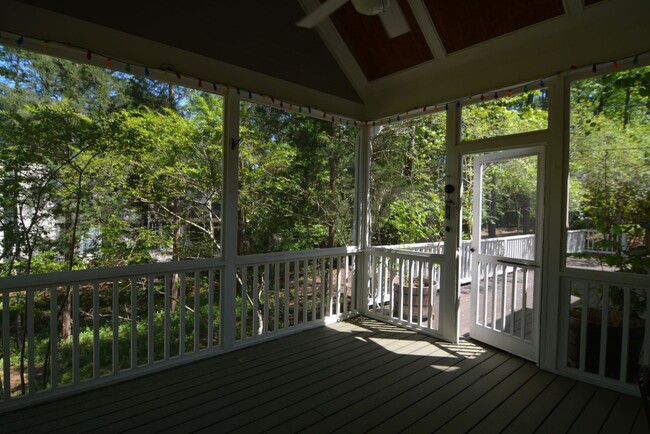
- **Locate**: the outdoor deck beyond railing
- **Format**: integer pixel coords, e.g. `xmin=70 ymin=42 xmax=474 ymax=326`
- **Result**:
xmin=0 ymin=247 xmax=359 ymax=409
xmin=382 ymin=229 xmax=625 ymax=284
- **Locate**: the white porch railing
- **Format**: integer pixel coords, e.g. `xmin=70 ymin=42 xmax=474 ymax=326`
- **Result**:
xmin=365 ymin=247 xmax=443 ymax=337
xmin=381 ymin=229 xmax=624 ymax=286
xmin=235 ymin=248 xmax=358 ymax=343
xmin=561 ymin=276 xmax=649 ymax=393
xmin=380 ymin=235 xmax=535 ymax=285
xmin=567 ymin=229 xmax=627 ymax=254
xmin=0 ymin=259 xmax=224 ymax=408
xmin=481 ymin=234 xmax=536 ymax=260
xmin=0 ymin=230 xmax=632 ymax=409
xmin=0 ymin=247 xmax=359 ymax=409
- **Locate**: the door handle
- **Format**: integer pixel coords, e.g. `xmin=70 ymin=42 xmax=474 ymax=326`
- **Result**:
xmin=470 ymin=248 xmax=475 ymax=253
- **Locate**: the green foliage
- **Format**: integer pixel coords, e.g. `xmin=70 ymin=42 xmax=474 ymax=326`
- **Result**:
xmin=0 ymin=45 xmax=227 ymax=273
xmin=568 ymin=66 xmax=650 ymax=274
xmin=239 ymin=102 xmax=356 ymax=254
xmin=462 ymin=91 xmax=548 ymax=141
xmin=370 ymin=114 xmax=447 ymax=245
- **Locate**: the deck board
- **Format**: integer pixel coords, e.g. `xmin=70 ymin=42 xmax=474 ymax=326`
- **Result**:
xmin=600 ymin=394 xmax=643 ymax=433
xmin=501 ymin=375 xmax=577 ymax=433
xmin=631 ymin=409 xmax=650 ymax=434
xmin=230 ymin=334 xmax=437 ymax=432
xmin=468 ymin=369 xmax=557 ymax=433
xmin=567 ymin=387 xmax=619 ymax=433
xmin=536 ymin=381 xmax=597 ymax=433
xmin=0 ymin=316 xmax=646 ymax=434
xmin=435 ymin=362 xmax=540 ymax=433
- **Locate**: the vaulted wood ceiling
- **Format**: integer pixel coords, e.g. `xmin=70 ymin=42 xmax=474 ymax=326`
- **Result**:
xmin=0 ymin=0 xmax=647 ymax=120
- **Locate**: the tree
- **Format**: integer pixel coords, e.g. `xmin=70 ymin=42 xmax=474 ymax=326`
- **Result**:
xmin=569 ymin=67 xmax=650 ymax=248
xmin=238 ymin=102 xmax=356 ymax=254
xmin=369 ymin=114 xmax=447 ymax=245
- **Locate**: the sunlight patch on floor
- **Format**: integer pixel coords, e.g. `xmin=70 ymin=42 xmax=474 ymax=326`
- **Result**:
xmin=429 ymin=364 xmax=461 ymax=372
xmin=437 ymin=341 xmax=488 ymax=359
xmin=369 ymin=337 xmax=455 ymax=357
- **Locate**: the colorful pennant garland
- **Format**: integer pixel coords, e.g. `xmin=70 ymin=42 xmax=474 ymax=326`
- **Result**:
xmin=0 ymin=28 xmax=647 ymax=129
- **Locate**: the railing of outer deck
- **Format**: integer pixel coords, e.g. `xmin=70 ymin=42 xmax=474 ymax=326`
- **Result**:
xmin=0 ymin=247 xmax=358 ymax=409
xmin=380 ymin=236 xmax=534 ymax=285
xmin=567 ymin=229 xmax=627 ymax=254
xmin=366 ymin=247 xmax=444 ymax=337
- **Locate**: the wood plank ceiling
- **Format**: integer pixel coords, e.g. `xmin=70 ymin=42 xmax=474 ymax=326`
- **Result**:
xmin=423 ymin=0 xmax=566 ymax=54
xmin=328 ymin=0 xmax=432 ymax=81
xmin=328 ymin=0 xmax=568 ymax=81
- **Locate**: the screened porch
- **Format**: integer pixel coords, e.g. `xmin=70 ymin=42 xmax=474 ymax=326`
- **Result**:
xmin=1 ymin=0 xmax=650 ymax=431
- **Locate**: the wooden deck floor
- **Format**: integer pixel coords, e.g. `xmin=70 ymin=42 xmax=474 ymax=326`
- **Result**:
xmin=1 ymin=316 xmax=647 ymax=433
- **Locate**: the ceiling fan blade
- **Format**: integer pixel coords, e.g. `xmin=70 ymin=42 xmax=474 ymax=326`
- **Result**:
xmin=378 ymin=1 xmax=410 ymax=38
xmin=297 ymin=0 xmax=350 ymax=28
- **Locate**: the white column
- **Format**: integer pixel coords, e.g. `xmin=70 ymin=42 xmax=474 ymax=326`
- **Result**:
xmin=355 ymin=125 xmax=372 ymax=312
xmin=540 ymin=77 xmax=567 ymax=370
xmin=442 ymin=104 xmax=462 ymax=343
xmin=220 ymin=89 xmax=240 ymax=350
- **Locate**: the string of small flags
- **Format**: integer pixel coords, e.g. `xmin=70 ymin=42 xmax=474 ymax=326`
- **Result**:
xmin=0 ymin=28 xmax=647 ymax=128
xmin=372 ymin=51 xmax=647 ymax=126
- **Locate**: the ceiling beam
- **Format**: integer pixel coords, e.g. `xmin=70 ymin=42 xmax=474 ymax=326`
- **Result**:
xmin=408 ymin=0 xmax=447 ymax=60
xmin=564 ymin=0 xmax=585 ymax=16
xmin=298 ymin=0 xmax=370 ymax=104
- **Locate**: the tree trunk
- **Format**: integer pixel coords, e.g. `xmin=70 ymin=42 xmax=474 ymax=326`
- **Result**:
xmin=488 ymin=175 xmax=498 ymax=238
xmin=403 ymin=127 xmax=415 ymax=179
xmin=61 ymin=213 xmax=75 ymax=341
xmin=623 ymin=86 xmax=632 ymax=129
xmin=526 ymin=92 xmax=535 ymax=106
xmin=170 ymin=217 xmax=182 ymax=312
xmin=521 ymin=195 xmax=531 ymax=234
xmin=237 ymin=209 xmax=245 ymax=255
xmin=327 ymin=153 xmax=337 ymax=248
xmin=62 ymin=169 xmax=84 ymax=340
xmin=167 ymin=84 xmax=176 ymax=109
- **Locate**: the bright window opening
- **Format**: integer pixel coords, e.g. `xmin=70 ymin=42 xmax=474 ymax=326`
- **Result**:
xmin=461 ymin=89 xmax=548 ymax=141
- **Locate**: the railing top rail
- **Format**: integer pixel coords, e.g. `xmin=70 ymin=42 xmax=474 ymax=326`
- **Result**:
xmin=236 ymin=246 xmax=360 ymax=267
xmin=367 ymin=246 xmax=445 ymax=262
xmin=0 ymin=257 xmax=225 ymax=292
xmin=481 ymin=234 xmax=536 ymax=242
xmin=376 ymin=241 xmax=444 ymax=250
xmin=567 ymin=229 xmax=597 ymax=234
xmin=561 ymin=268 xmax=650 ymax=287
xmin=1 ymin=246 xmax=363 ymax=292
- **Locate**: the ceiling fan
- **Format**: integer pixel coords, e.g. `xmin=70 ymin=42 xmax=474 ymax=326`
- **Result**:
xmin=297 ymin=0 xmax=411 ymax=39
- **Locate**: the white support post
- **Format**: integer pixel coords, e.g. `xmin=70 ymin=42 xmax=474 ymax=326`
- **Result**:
xmin=540 ymin=77 xmax=568 ymax=371
xmin=355 ymin=125 xmax=372 ymax=313
xmin=442 ymin=103 xmax=462 ymax=343
xmin=220 ymin=89 xmax=240 ymax=350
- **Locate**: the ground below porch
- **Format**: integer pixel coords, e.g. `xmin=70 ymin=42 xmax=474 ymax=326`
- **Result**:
xmin=0 ymin=317 xmax=647 ymax=433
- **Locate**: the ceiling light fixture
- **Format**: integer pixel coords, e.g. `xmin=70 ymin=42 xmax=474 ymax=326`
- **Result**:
xmin=351 ymin=0 xmax=389 ymax=16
